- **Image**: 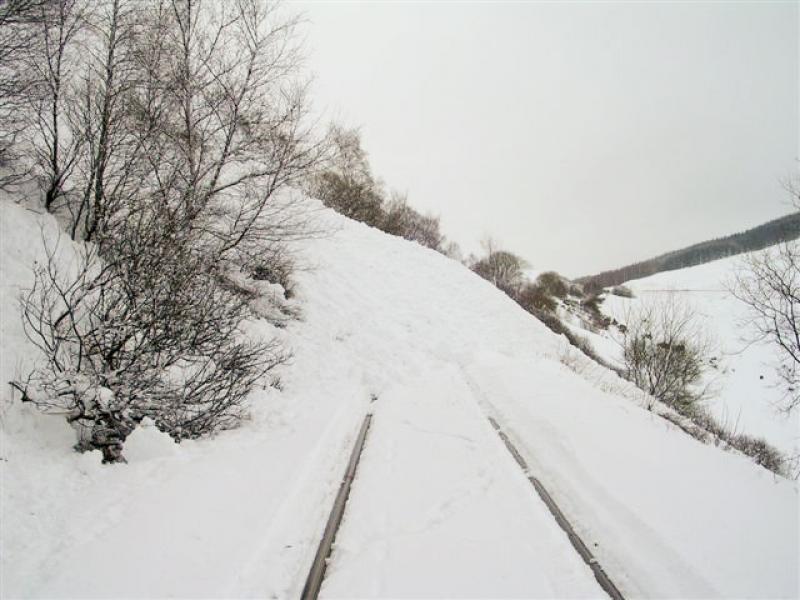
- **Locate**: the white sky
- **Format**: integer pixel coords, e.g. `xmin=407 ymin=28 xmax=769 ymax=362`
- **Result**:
xmin=292 ymin=1 xmax=799 ymax=277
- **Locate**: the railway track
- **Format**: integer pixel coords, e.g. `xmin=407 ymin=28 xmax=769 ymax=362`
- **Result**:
xmin=488 ymin=416 xmax=625 ymax=600
xmin=300 ymin=400 xmax=624 ymax=600
xmin=301 ymin=412 xmax=373 ymax=600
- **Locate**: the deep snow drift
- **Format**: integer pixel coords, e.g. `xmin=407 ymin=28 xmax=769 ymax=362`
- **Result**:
xmin=1 ymin=199 xmax=798 ymax=598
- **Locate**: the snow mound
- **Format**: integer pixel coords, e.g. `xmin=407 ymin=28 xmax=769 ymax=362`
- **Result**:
xmin=123 ymin=419 xmax=180 ymax=462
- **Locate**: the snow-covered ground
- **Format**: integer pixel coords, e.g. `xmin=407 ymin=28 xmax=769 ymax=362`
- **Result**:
xmin=1 ymin=199 xmax=798 ymax=598
xmin=598 ymin=257 xmax=800 ymax=461
xmin=320 ymin=366 xmax=603 ymax=599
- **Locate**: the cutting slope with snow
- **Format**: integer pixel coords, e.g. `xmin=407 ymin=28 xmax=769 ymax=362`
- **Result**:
xmin=1 ymin=199 xmax=798 ymax=598
xmin=601 ymin=255 xmax=800 ymax=460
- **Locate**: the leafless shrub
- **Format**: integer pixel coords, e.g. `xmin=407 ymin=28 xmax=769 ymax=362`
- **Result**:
xmin=440 ymin=239 xmax=463 ymax=261
xmin=620 ymin=294 xmax=717 ymax=417
xmin=567 ymin=282 xmax=584 ymax=297
xmin=610 ymin=285 xmax=634 ymax=298
xmin=517 ymin=283 xmax=557 ymax=313
xmin=536 ymin=271 xmax=569 ymax=299
xmin=732 ymin=242 xmax=800 ymax=414
xmin=471 ymin=241 xmax=527 ymax=298
xmin=382 ymin=193 xmax=444 ymax=251
xmin=311 ymin=170 xmax=384 ymax=227
xmin=246 ymin=242 xmax=295 ymax=299
xmin=20 ymin=0 xmax=89 ymax=213
xmin=531 ymin=307 xmax=568 ymax=335
xmin=0 ymin=0 xmax=51 ymax=190
xmin=306 ymin=124 xmax=384 ymax=227
xmin=560 ymin=337 xmax=790 ymax=476
xmin=728 ymin=434 xmax=784 ymax=473
xmin=581 ymin=293 xmax=611 ymax=330
xmin=17 ymin=229 xmax=287 ymax=462
xmin=684 ymin=409 xmax=788 ymax=476
xmin=557 ymin=341 xmax=638 ymax=400
xmin=14 ymin=0 xmax=324 ymax=251
xmin=306 ymin=125 xmax=455 ymax=254
xmin=9 ymin=0 xmax=322 ymax=462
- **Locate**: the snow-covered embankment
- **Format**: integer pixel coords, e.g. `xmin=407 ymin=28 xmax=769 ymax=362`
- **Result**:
xmin=1 ymin=199 xmax=797 ymax=598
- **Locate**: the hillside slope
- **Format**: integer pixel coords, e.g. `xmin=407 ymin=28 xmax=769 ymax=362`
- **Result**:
xmin=580 ymin=211 xmax=800 ymax=288
xmin=1 ymin=199 xmax=797 ymax=598
xmin=597 ymin=254 xmax=800 ymax=461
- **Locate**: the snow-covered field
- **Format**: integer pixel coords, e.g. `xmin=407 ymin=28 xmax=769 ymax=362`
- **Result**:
xmin=1 ymin=199 xmax=798 ymax=598
xmin=599 ymin=257 xmax=800 ymax=461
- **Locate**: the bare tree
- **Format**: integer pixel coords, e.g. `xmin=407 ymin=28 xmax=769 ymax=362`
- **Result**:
xmin=23 ymin=0 xmax=89 ymax=212
xmin=535 ymin=271 xmax=569 ymax=299
xmin=382 ymin=193 xmax=444 ymax=251
xmin=732 ymin=242 xmax=800 ymax=414
xmin=12 ymin=0 xmax=321 ymax=462
xmin=303 ymin=124 xmax=452 ymax=253
xmin=16 ymin=0 xmax=322 ymax=246
xmin=471 ymin=240 xmax=528 ymax=298
xmin=130 ymin=0 xmax=323 ymax=258
xmin=17 ymin=227 xmax=288 ymax=462
xmin=0 ymin=0 xmax=49 ymax=190
xmin=70 ymin=0 xmax=156 ymax=242
xmin=517 ymin=282 xmax=557 ymax=313
xmin=306 ymin=124 xmax=384 ymax=227
xmin=620 ymin=294 xmax=717 ymax=415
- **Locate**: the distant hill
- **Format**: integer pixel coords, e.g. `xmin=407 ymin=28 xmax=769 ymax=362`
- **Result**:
xmin=578 ymin=211 xmax=800 ymax=289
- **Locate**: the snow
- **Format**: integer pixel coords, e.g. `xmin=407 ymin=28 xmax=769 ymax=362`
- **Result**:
xmin=321 ymin=365 xmax=602 ymax=599
xmin=0 ymin=201 xmax=364 ymax=598
xmin=122 ymin=418 xmax=179 ymax=462
xmin=1 ymin=198 xmax=798 ymax=598
xmin=602 ymin=256 xmax=800 ymax=459
xmin=467 ymin=354 xmax=798 ymax=599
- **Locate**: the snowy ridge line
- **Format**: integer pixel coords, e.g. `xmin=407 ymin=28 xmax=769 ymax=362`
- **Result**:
xmin=301 ymin=410 xmax=374 ymax=600
xmin=487 ymin=417 xmax=625 ymax=600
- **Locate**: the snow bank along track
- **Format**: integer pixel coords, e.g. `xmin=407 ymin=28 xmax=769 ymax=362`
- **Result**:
xmin=301 ymin=412 xmax=373 ymax=600
xmin=487 ymin=417 xmax=625 ymax=600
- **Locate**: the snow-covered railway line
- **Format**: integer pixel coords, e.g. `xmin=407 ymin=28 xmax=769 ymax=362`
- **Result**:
xmin=312 ymin=370 xmax=607 ymax=598
xmin=302 ymin=411 xmax=375 ymax=600
xmin=304 ymin=401 xmax=618 ymax=599
xmin=487 ymin=416 xmax=625 ymax=600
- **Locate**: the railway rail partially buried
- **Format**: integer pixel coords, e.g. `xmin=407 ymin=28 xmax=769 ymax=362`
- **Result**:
xmin=488 ymin=416 xmax=625 ymax=600
xmin=300 ymin=412 xmax=373 ymax=600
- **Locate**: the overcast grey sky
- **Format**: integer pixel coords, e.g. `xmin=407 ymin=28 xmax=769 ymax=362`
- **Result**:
xmin=293 ymin=1 xmax=798 ymax=278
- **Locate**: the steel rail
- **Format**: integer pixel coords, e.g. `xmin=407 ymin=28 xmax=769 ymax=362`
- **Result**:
xmin=488 ymin=417 xmax=625 ymax=600
xmin=300 ymin=413 xmax=373 ymax=600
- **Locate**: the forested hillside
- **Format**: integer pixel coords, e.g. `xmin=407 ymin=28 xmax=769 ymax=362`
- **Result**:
xmin=579 ymin=212 xmax=800 ymax=288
